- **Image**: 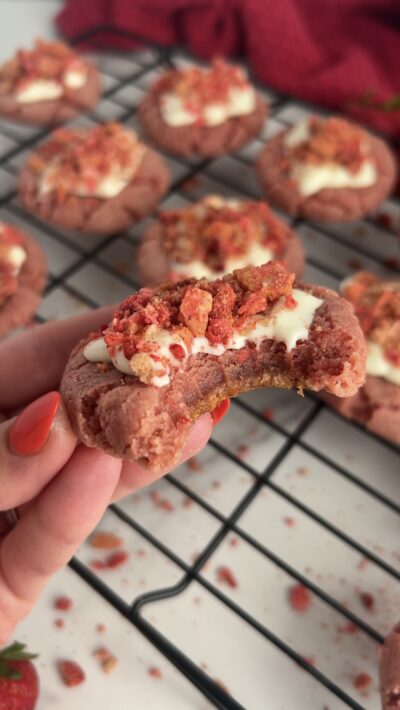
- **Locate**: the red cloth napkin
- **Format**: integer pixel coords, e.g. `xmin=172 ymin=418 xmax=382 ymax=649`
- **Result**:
xmin=56 ymin=0 xmax=400 ymax=137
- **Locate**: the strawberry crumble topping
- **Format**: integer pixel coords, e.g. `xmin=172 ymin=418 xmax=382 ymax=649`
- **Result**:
xmin=217 ymin=565 xmax=238 ymax=588
xmin=155 ymin=59 xmax=253 ymax=126
xmin=84 ymin=262 xmax=324 ymax=389
xmin=288 ymin=583 xmax=311 ymax=612
xmin=341 ymin=272 xmax=400 ymax=367
xmin=0 ymin=40 xmax=88 ymax=99
xmin=159 ymin=197 xmax=290 ymax=277
xmin=0 ymin=223 xmax=26 ymax=306
xmin=353 ymin=672 xmax=372 ymax=691
xmin=27 ymin=123 xmax=145 ymax=203
xmin=54 ymin=596 xmax=73 ymax=611
xmin=286 ymin=117 xmax=371 ymax=173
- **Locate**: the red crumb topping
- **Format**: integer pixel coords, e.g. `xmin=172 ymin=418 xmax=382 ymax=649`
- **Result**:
xmin=341 ymin=271 xmax=400 ymax=364
xmin=286 ymin=117 xmax=371 ymax=173
xmin=57 ymin=660 xmax=86 ymax=687
xmin=359 ymin=591 xmax=374 ymax=610
xmin=353 ymin=672 xmax=372 ymax=691
xmin=89 ymin=531 xmax=123 ymax=550
xmin=187 ymin=456 xmax=202 ymax=471
xmin=54 ymin=596 xmax=73 ymax=611
xmin=148 ymin=666 xmax=162 ymax=679
xmin=337 ymin=622 xmax=358 ymax=634
xmin=54 ymin=618 xmax=65 ymax=629
xmin=27 ymin=123 xmax=144 ymax=203
xmin=105 ymin=550 xmax=129 ymax=569
xmin=288 ymin=583 xmax=311 ymax=612
xmin=217 ymin=565 xmax=238 ymax=588
xmin=93 ymin=647 xmax=118 ymax=674
xmin=0 ymin=40 xmax=88 ymax=97
xmin=155 ymin=59 xmax=251 ymax=125
xmin=99 ymin=263 xmax=296 ymax=379
xmin=283 ymin=516 xmax=295 ymax=527
xmin=159 ymin=197 xmax=290 ymax=275
xmin=0 ymin=223 xmax=25 ymax=305
xmin=96 ymin=624 xmax=106 ymax=634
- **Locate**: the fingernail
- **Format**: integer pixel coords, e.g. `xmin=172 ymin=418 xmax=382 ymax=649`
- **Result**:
xmin=8 ymin=391 xmax=61 ymax=456
xmin=211 ymin=399 xmax=230 ymax=426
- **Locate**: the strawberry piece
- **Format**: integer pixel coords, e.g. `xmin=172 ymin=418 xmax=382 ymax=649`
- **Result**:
xmin=288 ymin=583 xmax=311 ymax=612
xmin=179 ymin=287 xmax=213 ymax=336
xmin=169 ymin=343 xmax=186 ymax=360
xmin=148 ymin=666 xmax=162 ymax=679
xmin=234 ymin=262 xmax=294 ymax=299
xmin=217 ymin=565 xmax=238 ymax=588
xmin=238 ymin=292 xmax=267 ymax=316
xmin=353 ymin=672 xmax=372 ymax=691
xmin=57 ymin=660 xmax=85 ymax=687
xmin=106 ymin=550 xmax=129 ymax=569
xmin=359 ymin=592 xmax=374 ymax=610
xmin=0 ymin=642 xmax=39 ymax=710
xmin=89 ymin=532 xmax=123 ymax=550
xmin=53 ymin=596 xmax=73 ymax=611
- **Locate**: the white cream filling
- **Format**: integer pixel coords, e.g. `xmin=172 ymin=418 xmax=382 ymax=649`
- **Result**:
xmin=170 ymin=241 xmax=274 ymax=280
xmin=84 ymin=289 xmax=322 ymax=387
xmin=0 ymin=244 xmax=27 ymax=276
xmin=39 ymin=138 xmax=145 ymax=200
xmin=160 ymin=85 xmax=256 ymax=127
xmin=63 ymin=68 xmax=87 ymax=90
xmin=283 ymin=120 xmax=377 ymax=197
xmin=366 ymin=341 xmax=400 ymax=385
xmin=15 ymin=79 xmax=63 ymax=104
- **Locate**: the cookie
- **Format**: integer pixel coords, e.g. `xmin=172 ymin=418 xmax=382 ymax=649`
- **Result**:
xmin=256 ymin=116 xmax=397 ymax=222
xmin=138 ymin=59 xmax=267 ymax=157
xmin=0 ymin=222 xmax=46 ymax=337
xmin=19 ymin=123 xmax=170 ymax=235
xmin=380 ymin=623 xmax=400 ymax=710
xmin=323 ymin=272 xmax=400 ymax=444
xmin=0 ymin=40 xmax=101 ymax=126
xmin=137 ymin=195 xmax=304 ymax=286
xmin=61 ymin=262 xmax=365 ymax=472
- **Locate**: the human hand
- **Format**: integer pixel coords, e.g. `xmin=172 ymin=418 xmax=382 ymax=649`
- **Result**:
xmin=0 ymin=309 xmax=216 ymax=643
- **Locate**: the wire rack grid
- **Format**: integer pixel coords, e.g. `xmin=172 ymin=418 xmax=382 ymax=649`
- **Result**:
xmin=2 ymin=28 xmax=399 ymax=710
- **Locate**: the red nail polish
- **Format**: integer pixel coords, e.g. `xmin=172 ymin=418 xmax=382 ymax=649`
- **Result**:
xmin=211 ymin=399 xmax=230 ymax=426
xmin=8 ymin=391 xmax=61 ymax=456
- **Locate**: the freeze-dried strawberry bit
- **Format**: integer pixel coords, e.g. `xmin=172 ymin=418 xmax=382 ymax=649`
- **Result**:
xmin=57 ymin=660 xmax=86 ymax=687
xmin=93 ymin=647 xmax=118 ymax=674
xmin=288 ymin=117 xmax=370 ymax=173
xmin=148 ymin=666 xmax=162 ymax=679
xmin=54 ymin=596 xmax=73 ymax=611
xmin=217 ymin=565 xmax=238 ymax=588
xmin=155 ymin=59 xmax=250 ymax=122
xmin=234 ymin=262 xmax=294 ymax=299
xmin=359 ymin=591 xmax=374 ymax=610
xmin=238 ymin=292 xmax=267 ymax=316
xmin=341 ymin=272 xmax=400 ymax=362
xmin=89 ymin=531 xmax=123 ymax=550
xmin=54 ymin=618 xmax=65 ymax=629
xmin=187 ymin=456 xmax=202 ymax=472
xmin=288 ymin=583 xmax=311 ymax=612
xmin=179 ymin=287 xmax=213 ymax=336
xmin=283 ymin=516 xmax=295 ymax=527
xmin=106 ymin=550 xmax=129 ymax=569
xmin=353 ymin=672 xmax=372 ymax=691
xmin=96 ymin=624 xmax=106 ymax=634
xmin=0 ymin=40 xmax=88 ymax=96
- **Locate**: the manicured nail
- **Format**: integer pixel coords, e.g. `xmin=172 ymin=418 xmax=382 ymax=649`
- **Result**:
xmin=8 ymin=392 xmax=61 ymax=456
xmin=211 ymin=399 xmax=230 ymax=426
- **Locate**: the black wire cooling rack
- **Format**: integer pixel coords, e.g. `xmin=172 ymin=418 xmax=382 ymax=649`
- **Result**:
xmin=1 ymin=26 xmax=400 ymax=710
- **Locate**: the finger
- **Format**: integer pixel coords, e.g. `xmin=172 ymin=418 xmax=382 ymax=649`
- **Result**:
xmin=0 ymin=446 xmax=122 ymax=638
xmin=111 ymin=413 xmax=213 ymax=501
xmin=0 ymin=393 xmax=77 ymax=509
xmin=0 ymin=306 xmax=114 ymax=412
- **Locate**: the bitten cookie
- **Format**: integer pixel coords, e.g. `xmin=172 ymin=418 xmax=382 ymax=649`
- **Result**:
xmin=323 ymin=272 xmax=400 ymax=444
xmin=61 ymin=262 xmax=365 ymax=472
xmin=256 ymin=116 xmax=397 ymax=222
xmin=0 ymin=40 xmax=101 ymax=126
xmin=19 ymin=123 xmax=170 ymax=235
xmin=380 ymin=623 xmax=400 ymax=710
xmin=138 ymin=59 xmax=267 ymax=157
xmin=0 ymin=222 xmax=46 ymax=337
xmin=137 ymin=195 xmax=304 ymax=286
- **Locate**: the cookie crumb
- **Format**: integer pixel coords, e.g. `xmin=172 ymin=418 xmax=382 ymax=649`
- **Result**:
xmin=89 ymin=531 xmax=123 ymax=549
xmin=296 ymin=466 xmax=308 ymax=476
xmin=187 ymin=456 xmax=202 ymax=471
xmin=96 ymin=624 xmax=106 ymax=634
xmin=54 ymin=618 xmax=65 ymax=629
